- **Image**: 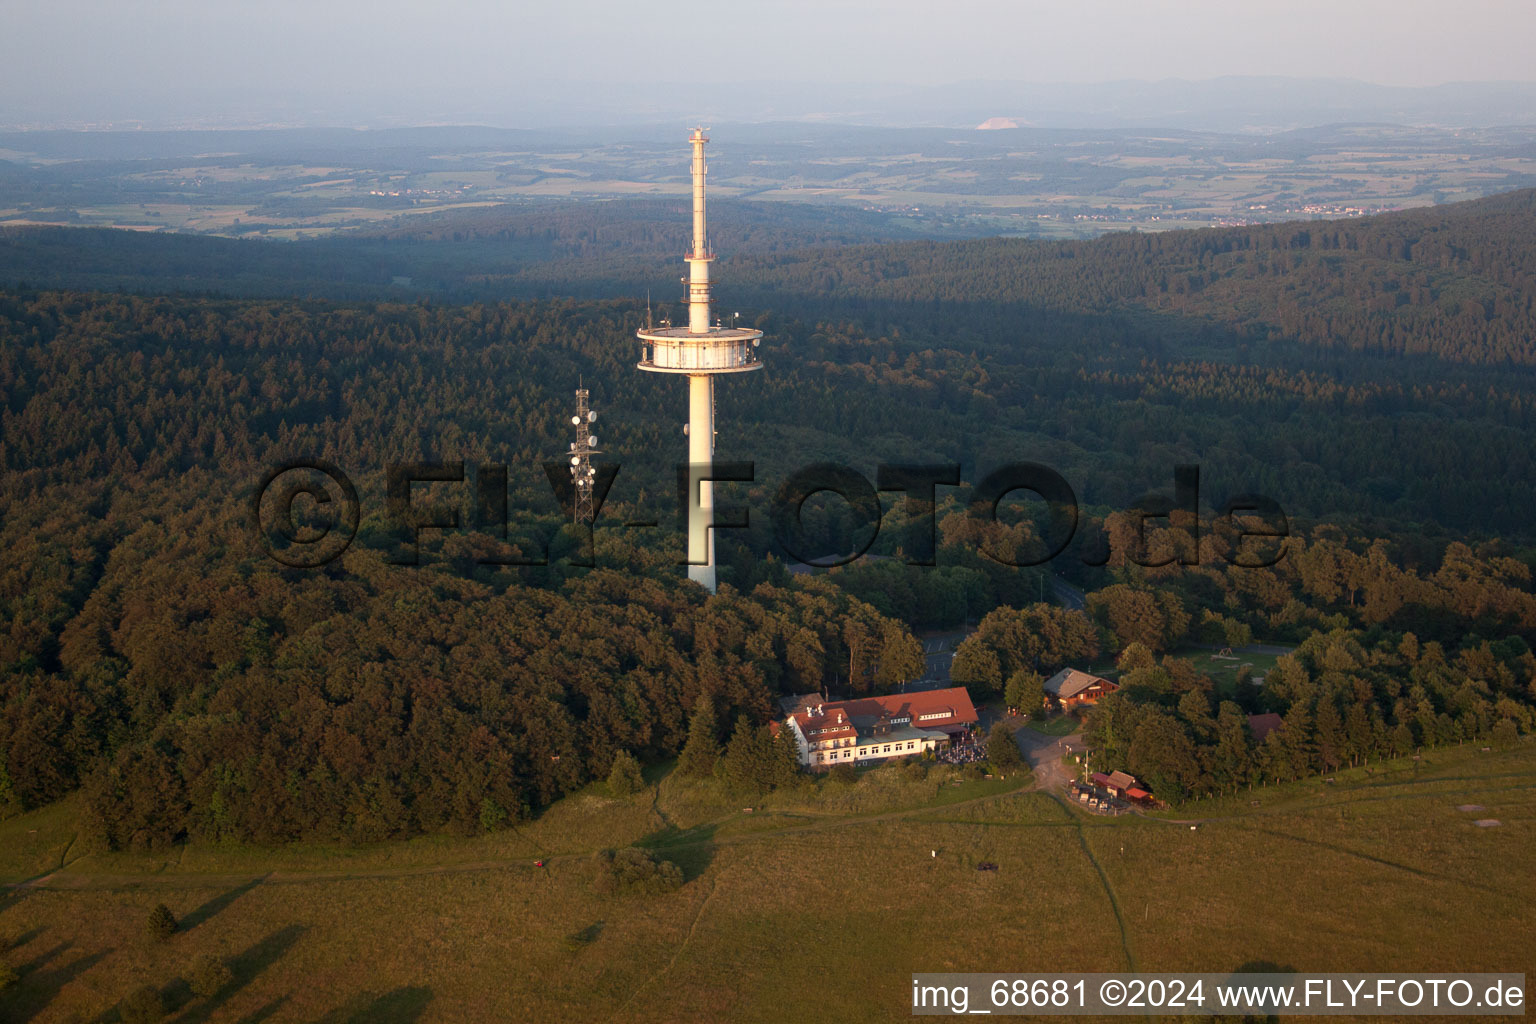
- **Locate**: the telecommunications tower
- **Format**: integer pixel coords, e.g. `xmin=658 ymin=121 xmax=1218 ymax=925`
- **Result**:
xmin=637 ymin=129 xmax=763 ymax=593
xmin=566 ymin=387 xmax=600 ymax=524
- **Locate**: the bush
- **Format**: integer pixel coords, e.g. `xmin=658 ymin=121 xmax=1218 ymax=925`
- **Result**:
xmin=479 ymin=797 xmax=509 ymax=833
xmin=606 ymin=750 xmax=645 ymax=796
xmin=987 ymin=722 xmax=1024 ymax=772
xmin=590 ymin=847 xmax=684 ymax=896
xmin=119 ymin=983 xmax=165 ymax=1024
xmin=828 ymin=764 xmax=858 ymax=784
xmin=186 ymin=954 xmax=233 ymax=998
xmin=146 ymin=903 xmax=177 ymax=942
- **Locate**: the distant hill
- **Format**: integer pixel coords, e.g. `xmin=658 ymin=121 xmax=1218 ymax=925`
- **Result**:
xmin=354 ymin=197 xmax=925 ymax=251
xmin=0 ymin=198 xmax=934 ymax=302
xmin=3 ymin=187 xmax=1535 ymax=366
xmin=853 ymin=76 xmax=1536 ymax=132
xmin=719 ymin=187 xmax=1536 ymax=366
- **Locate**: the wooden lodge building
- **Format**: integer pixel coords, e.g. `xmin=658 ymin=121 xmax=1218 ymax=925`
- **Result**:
xmin=1042 ymin=668 xmax=1118 ymax=710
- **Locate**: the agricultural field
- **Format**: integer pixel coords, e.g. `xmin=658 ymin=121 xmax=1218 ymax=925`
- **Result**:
xmin=2 ymin=741 xmax=1530 ymax=1022
xmin=4 ymin=122 xmax=1536 ymax=241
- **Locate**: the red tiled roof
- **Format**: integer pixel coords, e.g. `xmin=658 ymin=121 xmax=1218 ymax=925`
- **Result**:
xmin=1248 ymin=712 xmax=1284 ymax=742
xmin=788 ymin=687 xmax=978 ymax=739
xmin=835 ymin=688 xmax=978 ymax=729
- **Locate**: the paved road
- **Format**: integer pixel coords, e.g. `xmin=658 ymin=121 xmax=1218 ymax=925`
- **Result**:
xmin=1010 ymin=722 xmax=1084 ymax=792
xmin=907 ymin=629 xmax=973 ymax=688
xmin=924 ymin=646 xmax=954 ymax=683
xmin=1048 ymin=575 xmax=1086 ymax=611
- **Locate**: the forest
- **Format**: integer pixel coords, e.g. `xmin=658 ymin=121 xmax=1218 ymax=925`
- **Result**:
xmin=2 ymin=188 xmax=1535 ymax=846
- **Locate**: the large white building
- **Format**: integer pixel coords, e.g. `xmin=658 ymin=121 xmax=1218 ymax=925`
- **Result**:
xmin=783 ymin=688 xmax=979 ymax=769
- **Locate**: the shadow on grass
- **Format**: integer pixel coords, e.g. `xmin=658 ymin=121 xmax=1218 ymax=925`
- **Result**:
xmin=7 ymin=925 xmax=46 ymax=951
xmin=311 ymin=985 xmax=433 ymax=1023
xmin=1234 ymin=959 xmax=1297 ymax=972
xmin=155 ymin=977 xmax=196 ymax=1019
xmin=171 ymin=924 xmax=307 ymax=1024
xmin=179 ymin=875 xmax=268 ymax=932
xmin=234 ymin=996 xmax=287 ymax=1023
xmin=635 ymin=821 xmax=718 ymax=883
xmin=5 ymin=941 xmax=112 ymax=1023
xmin=640 ymin=758 xmax=676 ymax=787
xmin=562 ymin=920 xmax=605 ymax=951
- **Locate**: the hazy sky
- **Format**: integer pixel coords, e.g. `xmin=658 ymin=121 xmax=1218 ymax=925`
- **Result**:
xmin=4 ymin=0 xmax=1534 ymax=126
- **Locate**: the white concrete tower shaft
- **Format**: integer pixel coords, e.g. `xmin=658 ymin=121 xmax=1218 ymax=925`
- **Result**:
xmin=687 ymin=374 xmax=715 ymax=591
xmin=686 ymin=129 xmax=715 ymax=590
xmin=635 ymin=129 xmax=763 ymax=596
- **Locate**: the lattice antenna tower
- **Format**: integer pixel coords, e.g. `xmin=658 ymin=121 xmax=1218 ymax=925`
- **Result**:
xmin=566 ymin=387 xmax=600 ymax=524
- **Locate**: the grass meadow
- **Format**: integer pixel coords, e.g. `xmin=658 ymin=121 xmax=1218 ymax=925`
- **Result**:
xmin=0 ymin=743 xmax=1532 ymax=1022
xmin=1175 ymin=648 xmax=1285 ymax=695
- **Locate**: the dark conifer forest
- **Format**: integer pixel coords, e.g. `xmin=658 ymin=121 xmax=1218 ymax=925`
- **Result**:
xmin=2 ymin=189 xmax=1535 ymax=846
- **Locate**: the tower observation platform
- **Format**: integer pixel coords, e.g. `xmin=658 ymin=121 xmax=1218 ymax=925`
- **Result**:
xmin=637 ymin=129 xmax=763 ymax=593
xmin=636 ymin=325 xmax=761 ymax=374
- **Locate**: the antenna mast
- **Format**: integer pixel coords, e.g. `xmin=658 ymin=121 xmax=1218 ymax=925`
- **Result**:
xmin=566 ymin=387 xmax=600 ymax=524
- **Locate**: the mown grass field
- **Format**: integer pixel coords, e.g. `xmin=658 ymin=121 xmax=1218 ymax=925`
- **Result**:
xmin=1 ymin=742 xmax=1532 ymax=1022
xmin=1172 ymin=648 xmax=1287 ymax=699
xmin=1022 ymin=714 xmax=1082 ymax=737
